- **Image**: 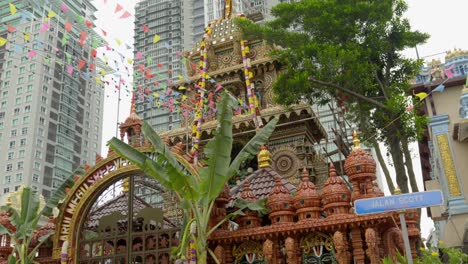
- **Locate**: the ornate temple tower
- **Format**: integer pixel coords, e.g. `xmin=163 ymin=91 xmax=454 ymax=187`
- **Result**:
xmin=237 ymin=180 xmax=262 ymax=229
xmin=119 ymin=94 xmax=143 ymax=147
xmin=294 ymin=167 xmax=321 ymax=221
xmin=321 ymin=163 xmax=351 ymax=218
xmin=344 ymin=131 xmax=383 ymax=202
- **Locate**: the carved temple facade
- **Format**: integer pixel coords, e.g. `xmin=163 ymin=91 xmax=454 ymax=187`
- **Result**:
xmin=0 ymin=15 xmax=421 ymax=264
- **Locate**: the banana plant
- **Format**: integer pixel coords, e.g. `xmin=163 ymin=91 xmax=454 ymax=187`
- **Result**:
xmin=0 ymin=167 xmax=83 ymax=264
xmin=108 ymin=93 xmax=278 ymax=263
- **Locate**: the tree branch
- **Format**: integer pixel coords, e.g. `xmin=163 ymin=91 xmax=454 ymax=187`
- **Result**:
xmin=308 ymin=77 xmax=389 ymax=109
xmin=374 ymin=70 xmax=389 ymax=100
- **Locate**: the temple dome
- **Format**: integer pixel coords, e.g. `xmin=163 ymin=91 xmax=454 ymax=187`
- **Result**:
xmin=344 ymin=131 xmax=376 ymax=182
xmin=321 ymin=163 xmax=351 ymax=218
xmin=294 ymin=167 xmax=321 ymax=221
xmin=267 ymin=175 xmax=295 ymax=224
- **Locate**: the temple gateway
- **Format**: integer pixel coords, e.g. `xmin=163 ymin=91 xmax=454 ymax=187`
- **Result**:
xmin=0 ymin=12 xmax=420 ymax=264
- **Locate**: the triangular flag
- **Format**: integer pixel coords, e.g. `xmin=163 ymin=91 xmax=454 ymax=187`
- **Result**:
xmin=135 ymin=52 xmax=143 ymax=60
xmin=0 ymin=37 xmax=7 ymax=47
xmin=433 ymin=84 xmax=445 ymax=93
xmin=43 ymin=56 xmax=51 ymax=65
xmin=127 ymin=58 xmax=133 ymax=64
xmin=78 ymin=60 xmax=86 ymax=70
xmin=7 ymin=25 xmax=16 ymax=33
xmin=60 ymin=4 xmax=69 ymax=12
xmin=23 ymin=32 xmax=31 ymax=42
xmin=66 ymin=65 xmax=73 ymax=75
xmin=445 ymin=64 xmax=455 ymax=79
xmin=65 ymin=53 xmax=72 ymax=64
xmin=95 ymin=76 xmax=102 ymax=84
xmin=85 ymin=20 xmax=93 ymax=28
xmin=65 ymin=21 xmax=72 ymax=32
xmin=39 ymin=22 xmax=50 ymax=33
xmin=48 ymin=10 xmax=56 ymax=19
xmin=120 ymin=11 xmax=131 ymax=19
xmin=89 ymin=64 xmax=96 ymax=70
xmin=414 ymin=92 xmax=428 ymax=101
xmin=143 ymin=25 xmax=149 ymax=33
xmin=115 ymin=38 xmax=122 ymax=46
xmin=91 ymin=49 xmax=97 ymax=58
xmin=101 ymin=29 xmax=107 ymax=36
xmin=115 ymin=3 xmax=123 ymax=13
xmin=9 ymin=3 xmax=17 ymax=15
xmin=153 ymin=34 xmax=160 ymax=43
xmin=27 ymin=50 xmax=37 ymax=58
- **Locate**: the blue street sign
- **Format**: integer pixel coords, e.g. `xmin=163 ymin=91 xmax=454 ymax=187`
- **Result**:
xmin=354 ymin=190 xmax=444 ymax=215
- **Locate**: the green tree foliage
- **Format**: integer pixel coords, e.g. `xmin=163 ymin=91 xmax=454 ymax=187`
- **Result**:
xmin=0 ymin=167 xmax=83 ymax=264
xmin=235 ymin=0 xmax=429 ymax=193
xmin=108 ymin=93 xmax=277 ymax=263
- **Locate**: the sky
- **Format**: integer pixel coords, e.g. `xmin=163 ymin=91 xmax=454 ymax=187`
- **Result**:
xmin=94 ymin=0 xmax=468 ymax=240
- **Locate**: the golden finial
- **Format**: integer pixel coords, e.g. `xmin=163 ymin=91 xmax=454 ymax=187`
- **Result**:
xmin=352 ymin=130 xmax=361 ymax=149
xmin=393 ymin=186 xmax=401 ymax=195
xmin=122 ymin=178 xmax=130 ymax=193
xmin=258 ymin=145 xmax=271 ymax=168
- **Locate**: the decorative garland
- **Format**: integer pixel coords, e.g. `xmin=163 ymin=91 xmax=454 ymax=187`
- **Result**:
xmin=192 ymin=23 xmax=214 ymax=165
xmin=240 ymin=40 xmax=263 ymax=128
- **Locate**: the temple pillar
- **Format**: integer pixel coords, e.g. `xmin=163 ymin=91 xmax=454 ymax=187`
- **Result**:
xmin=285 ymin=237 xmax=299 ymax=264
xmin=429 ymin=114 xmax=468 ymax=214
xmin=365 ymin=228 xmax=381 ymax=264
xmin=214 ymin=245 xmax=224 ymax=264
xmin=263 ymin=239 xmax=274 ymax=264
xmin=350 ymin=228 xmax=365 ymax=264
xmin=224 ymin=244 xmax=234 ymax=264
xmin=333 ymin=230 xmax=351 ymax=264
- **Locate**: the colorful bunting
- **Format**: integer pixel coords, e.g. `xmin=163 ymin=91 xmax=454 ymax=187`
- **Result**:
xmin=120 ymin=11 xmax=131 ymax=19
xmin=0 ymin=37 xmax=7 ymax=47
xmin=78 ymin=60 xmax=86 ymax=70
xmin=27 ymin=50 xmax=37 ymax=58
xmin=153 ymin=34 xmax=160 ymax=44
xmin=9 ymin=3 xmax=17 ymax=15
xmin=7 ymin=25 xmax=16 ymax=33
xmin=445 ymin=64 xmax=455 ymax=79
xmin=414 ymin=92 xmax=428 ymax=101
xmin=47 ymin=10 xmax=56 ymax=19
xmin=39 ymin=22 xmax=50 ymax=33
xmin=115 ymin=3 xmax=123 ymax=13
xmin=60 ymin=4 xmax=69 ymax=13
xmin=433 ymin=84 xmax=445 ymax=93
xmin=143 ymin=25 xmax=149 ymax=33
xmin=66 ymin=65 xmax=73 ymax=75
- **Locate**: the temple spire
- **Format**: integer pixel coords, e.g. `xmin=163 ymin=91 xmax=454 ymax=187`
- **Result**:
xmin=352 ymin=130 xmax=361 ymax=149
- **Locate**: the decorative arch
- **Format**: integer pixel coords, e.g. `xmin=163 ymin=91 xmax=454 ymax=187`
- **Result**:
xmin=52 ymin=148 xmax=197 ymax=263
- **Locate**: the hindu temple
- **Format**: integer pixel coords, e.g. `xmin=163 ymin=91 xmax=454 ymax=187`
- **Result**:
xmin=0 ymin=5 xmax=421 ymax=264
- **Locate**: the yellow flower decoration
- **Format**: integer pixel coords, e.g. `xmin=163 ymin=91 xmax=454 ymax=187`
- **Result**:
xmin=431 ymin=251 xmax=439 ymax=257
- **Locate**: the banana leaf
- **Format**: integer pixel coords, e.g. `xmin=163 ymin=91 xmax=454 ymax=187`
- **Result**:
xmin=198 ymin=93 xmax=235 ymax=202
xmin=108 ymin=137 xmax=198 ymax=200
xmin=142 ymin=121 xmax=180 ymax=169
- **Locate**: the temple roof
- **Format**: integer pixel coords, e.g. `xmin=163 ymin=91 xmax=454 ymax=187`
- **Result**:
xmin=228 ymin=167 xmax=296 ymax=208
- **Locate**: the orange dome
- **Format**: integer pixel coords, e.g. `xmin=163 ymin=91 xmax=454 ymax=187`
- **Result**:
xmin=344 ymin=131 xmax=376 ymax=182
xmin=321 ymin=164 xmax=351 ymax=218
xmin=294 ymin=168 xmax=321 ymax=221
xmin=267 ymin=176 xmax=295 ymax=224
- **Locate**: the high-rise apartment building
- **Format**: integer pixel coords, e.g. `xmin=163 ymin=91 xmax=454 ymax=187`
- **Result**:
xmin=0 ymin=0 xmax=108 ymax=199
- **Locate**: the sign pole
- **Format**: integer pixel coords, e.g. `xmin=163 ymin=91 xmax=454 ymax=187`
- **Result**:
xmin=398 ymin=211 xmax=413 ymax=264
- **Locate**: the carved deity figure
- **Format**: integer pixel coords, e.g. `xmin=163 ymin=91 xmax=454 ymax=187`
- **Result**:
xmin=333 ymin=231 xmax=351 ymax=264
xmin=365 ymin=228 xmax=381 ymax=264
xmin=285 ymin=237 xmax=298 ymax=264
xmin=214 ymin=245 xmax=225 ymax=264
xmin=263 ymin=239 xmax=274 ymax=263
xmin=382 ymin=227 xmax=405 ymax=262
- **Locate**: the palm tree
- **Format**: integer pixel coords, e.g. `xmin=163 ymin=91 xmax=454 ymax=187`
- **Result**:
xmin=108 ymin=93 xmax=278 ymax=263
xmin=0 ymin=167 xmax=83 ymax=264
